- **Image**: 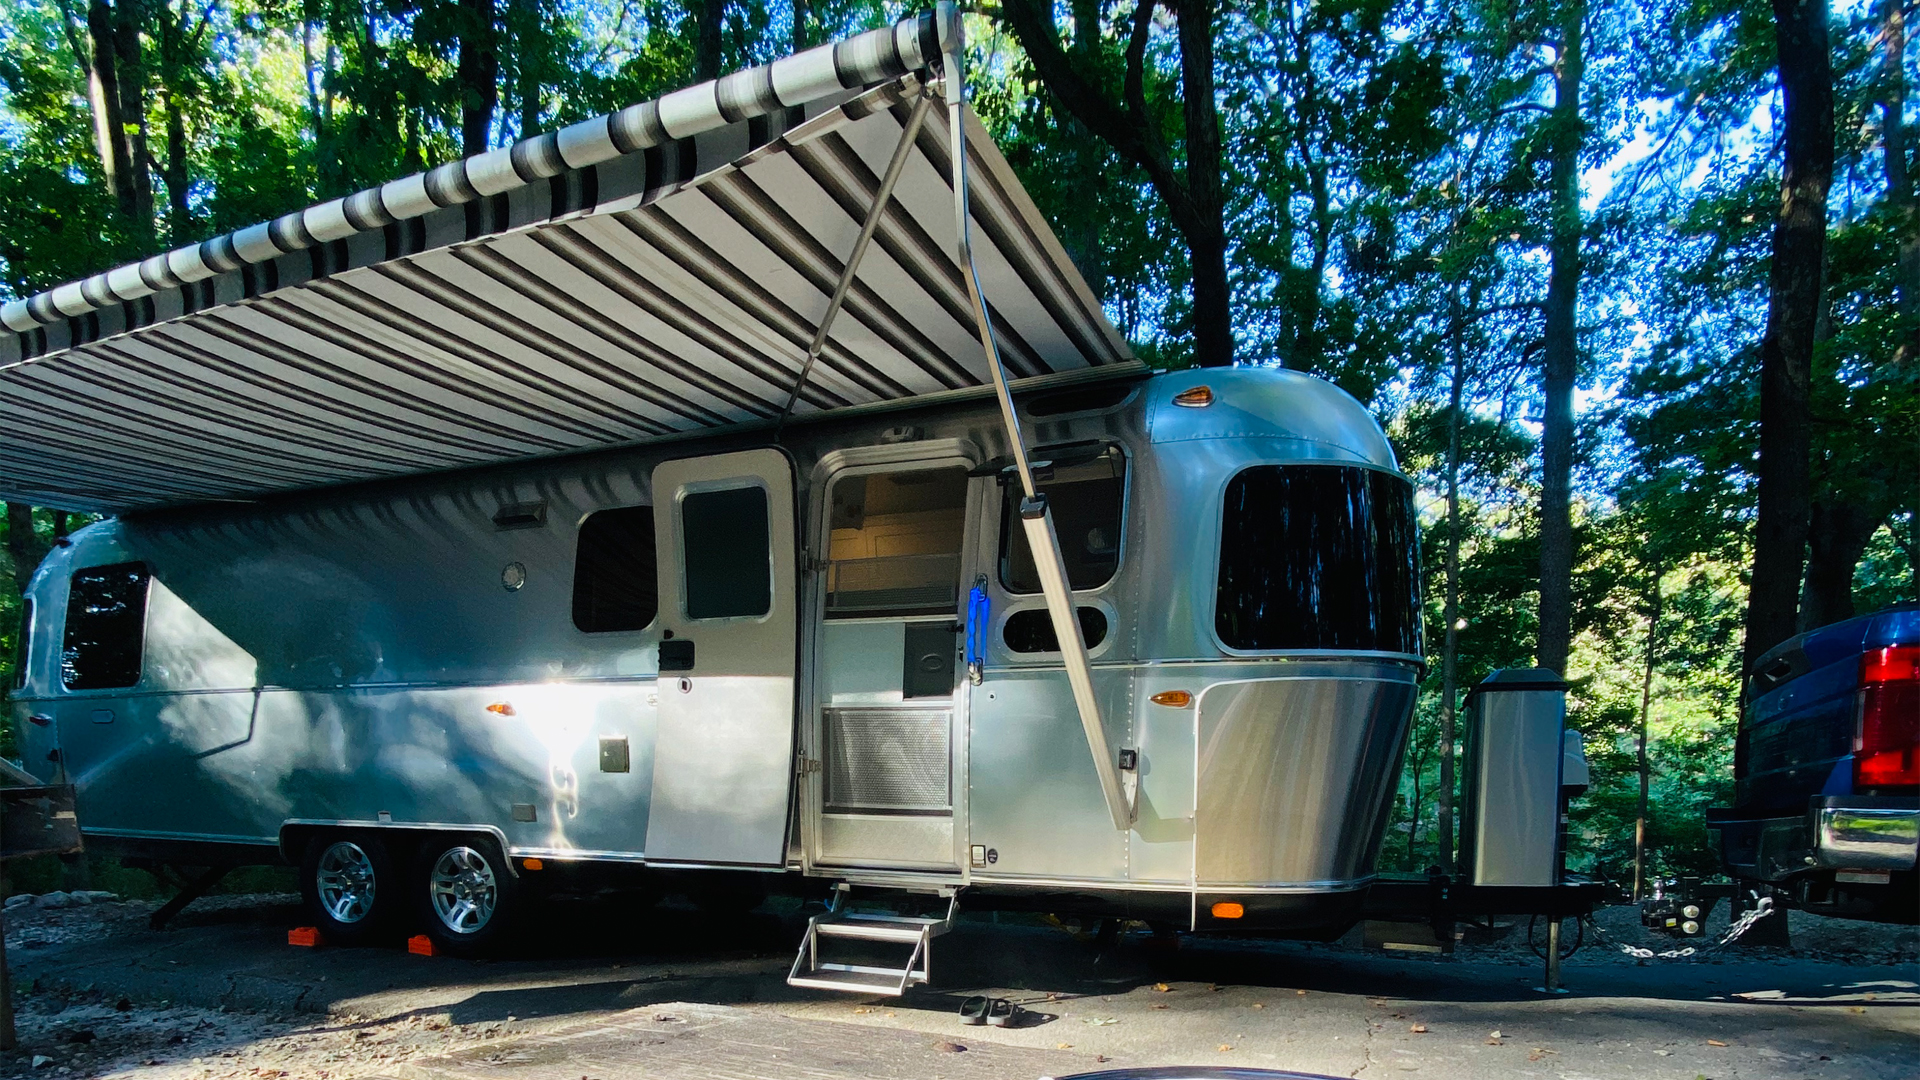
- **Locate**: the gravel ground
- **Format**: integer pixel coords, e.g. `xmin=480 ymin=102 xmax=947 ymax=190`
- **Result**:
xmin=1443 ymin=898 xmax=1920 ymax=967
xmin=0 ymin=891 xmax=1912 ymax=1079
xmin=0 ymin=994 xmax=541 ymax=1079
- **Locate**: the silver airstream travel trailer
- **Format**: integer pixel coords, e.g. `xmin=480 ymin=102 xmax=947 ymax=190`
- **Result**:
xmin=0 ymin=6 xmax=1419 ymax=992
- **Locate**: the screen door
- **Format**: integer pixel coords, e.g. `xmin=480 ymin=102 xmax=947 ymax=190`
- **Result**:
xmin=643 ymin=448 xmax=798 ymax=866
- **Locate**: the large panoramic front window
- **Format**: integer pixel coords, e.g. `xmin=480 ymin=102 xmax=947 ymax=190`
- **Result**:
xmin=1215 ymin=465 xmax=1420 ymax=654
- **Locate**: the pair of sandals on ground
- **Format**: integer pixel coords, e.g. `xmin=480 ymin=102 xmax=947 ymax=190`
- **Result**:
xmin=958 ymin=994 xmax=1024 ymax=1027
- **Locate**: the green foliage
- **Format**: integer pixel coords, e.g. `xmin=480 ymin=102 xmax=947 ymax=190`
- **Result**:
xmin=0 ymin=0 xmax=1910 ymax=890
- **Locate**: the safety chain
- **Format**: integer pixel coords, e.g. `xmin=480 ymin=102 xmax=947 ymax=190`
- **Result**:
xmin=1584 ymin=895 xmax=1775 ymax=960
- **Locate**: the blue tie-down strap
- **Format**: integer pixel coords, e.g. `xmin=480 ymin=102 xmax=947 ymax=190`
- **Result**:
xmin=965 ymin=577 xmax=990 ymax=682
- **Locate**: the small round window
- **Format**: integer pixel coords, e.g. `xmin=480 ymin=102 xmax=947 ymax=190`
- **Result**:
xmin=1003 ymin=607 xmax=1108 ymax=653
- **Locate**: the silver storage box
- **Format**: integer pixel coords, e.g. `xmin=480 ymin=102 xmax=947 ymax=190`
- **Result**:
xmin=1460 ymin=669 xmax=1568 ymax=887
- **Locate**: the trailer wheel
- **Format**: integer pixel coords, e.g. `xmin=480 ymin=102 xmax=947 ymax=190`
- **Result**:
xmin=300 ymin=835 xmax=396 ymax=946
xmin=413 ymin=837 xmax=517 ymax=955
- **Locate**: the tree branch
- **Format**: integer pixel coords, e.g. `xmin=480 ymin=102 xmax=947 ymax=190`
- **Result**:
xmin=999 ymin=0 xmax=1202 ymax=235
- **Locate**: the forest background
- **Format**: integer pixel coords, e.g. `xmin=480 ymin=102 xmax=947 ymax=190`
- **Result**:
xmin=0 ymin=0 xmax=1914 ymax=887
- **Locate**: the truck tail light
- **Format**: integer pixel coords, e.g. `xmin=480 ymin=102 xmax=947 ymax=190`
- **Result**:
xmin=1857 ymin=645 xmax=1920 ymax=789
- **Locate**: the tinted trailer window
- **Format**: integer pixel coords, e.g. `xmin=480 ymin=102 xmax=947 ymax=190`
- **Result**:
xmin=572 ymin=506 xmax=658 ymax=633
xmin=999 ymin=445 xmax=1126 ymax=593
xmin=62 ymin=562 xmax=151 ymax=689
xmin=1215 ymin=465 xmax=1420 ymax=654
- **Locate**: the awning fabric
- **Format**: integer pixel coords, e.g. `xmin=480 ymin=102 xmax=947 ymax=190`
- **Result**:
xmin=0 ymin=6 xmax=1131 ymax=514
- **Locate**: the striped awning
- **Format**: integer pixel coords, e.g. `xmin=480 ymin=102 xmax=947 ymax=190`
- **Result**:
xmin=0 ymin=6 xmax=1130 ymax=514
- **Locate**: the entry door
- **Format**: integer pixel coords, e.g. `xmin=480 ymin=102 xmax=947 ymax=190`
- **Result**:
xmin=809 ymin=461 xmax=976 ymax=872
xmin=644 ymin=449 xmax=798 ymax=866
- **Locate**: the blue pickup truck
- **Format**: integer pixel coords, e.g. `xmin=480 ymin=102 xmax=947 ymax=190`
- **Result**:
xmin=1709 ymin=601 xmax=1919 ymax=923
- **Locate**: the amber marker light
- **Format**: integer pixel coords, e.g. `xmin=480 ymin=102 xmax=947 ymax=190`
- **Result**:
xmin=522 ymin=858 xmax=544 ymax=871
xmin=1211 ymin=902 xmax=1245 ymax=919
xmin=1172 ymin=385 xmax=1214 ymax=407
xmin=486 ymin=702 xmax=515 ymax=716
xmin=1150 ymin=690 xmax=1194 ymax=708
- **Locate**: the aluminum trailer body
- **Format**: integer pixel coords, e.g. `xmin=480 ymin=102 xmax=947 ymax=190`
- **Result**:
xmin=14 ymin=363 xmax=1419 ymax=942
xmin=0 ymin=6 xmax=1425 ymax=979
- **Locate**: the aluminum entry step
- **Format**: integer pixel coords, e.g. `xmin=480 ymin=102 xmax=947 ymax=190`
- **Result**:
xmin=788 ymin=966 xmax=928 ymax=995
xmin=816 ymin=916 xmax=945 ymax=943
xmin=787 ymin=889 xmax=958 ymax=996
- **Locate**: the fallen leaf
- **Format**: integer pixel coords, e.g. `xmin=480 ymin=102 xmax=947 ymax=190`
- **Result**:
xmin=1151 ymin=1004 xmax=1169 ymax=1010
xmin=1847 ymin=1006 xmax=1867 ymax=1014
xmin=1217 ymin=1044 xmax=1234 ymax=1052
xmin=1410 ymin=1024 xmax=1428 ymax=1033
xmin=1706 ymin=1039 xmax=1728 ymax=1047
xmin=1056 ymin=1043 xmax=1073 ymax=1050
xmin=1251 ymin=1003 xmax=1265 ymax=1009
xmin=1296 ymin=989 xmax=1307 ymax=996
xmin=1095 ymin=1056 xmax=1110 ymax=1063
xmin=852 ymin=1007 xmax=870 ymax=1015
xmin=1153 ymin=983 xmax=1173 ymax=993
xmin=1488 ymin=1031 xmax=1503 ymax=1040
xmin=1085 ymin=1017 xmax=1120 ymax=1026
xmin=931 ymin=1040 xmax=967 ymax=1053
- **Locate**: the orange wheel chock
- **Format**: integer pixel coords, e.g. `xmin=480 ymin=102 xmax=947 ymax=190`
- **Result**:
xmin=288 ymin=927 xmax=322 ymax=947
xmin=407 ymin=934 xmax=438 ymax=956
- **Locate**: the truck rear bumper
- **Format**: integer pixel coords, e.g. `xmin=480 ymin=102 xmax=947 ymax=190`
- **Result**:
xmin=1817 ymin=800 xmax=1920 ymax=871
xmin=1710 ymin=796 xmax=1918 ymax=882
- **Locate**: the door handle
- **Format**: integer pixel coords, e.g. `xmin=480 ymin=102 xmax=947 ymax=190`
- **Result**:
xmin=28 ymin=714 xmax=51 ymax=727
xmin=964 ymin=576 xmax=989 ymax=686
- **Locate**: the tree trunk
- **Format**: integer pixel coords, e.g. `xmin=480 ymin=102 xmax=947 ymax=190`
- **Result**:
xmin=85 ymin=0 xmax=136 ymax=218
xmin=1744 ymin=0 xmax=1834 ymax=674
xmin=1537 ymin=0 xmax=1584 ymax=677
xmin=1884 ymin=0 xmax=1918 ymax=359
xmin=1173 ymin=0 xmax=1233 ymax=366
xmin=791 ymin=0 xmax=809 ymax=51
xmin=1405 ymin=738 xmax=1427 ymax=865
xmin=160 ymin=84 xmax=190 ymax=237
xmin=1057 ymin=0 xmax=1104 ymax=294
xmin=1800 ymin=498 xmax=1886 ymax=628
xmin=110 ymin=0 xmax=154 ymax=232
xmin=1633 ymin=576 xmax=1661 ymax=901
xmin=5 ymin=506 xmax=50 ymax=597
xmin=458 ymin=0 xmax=499 ymax=156
xmin=692 ymin=0 xmax=724 ymax=82
xmin=1438 ymin=285 xmax=1465 ymax=875
xmin=514 ymin=0 xmax=542 ymax=138
xmin=999 ymin=0 xmax=1234 ymax=365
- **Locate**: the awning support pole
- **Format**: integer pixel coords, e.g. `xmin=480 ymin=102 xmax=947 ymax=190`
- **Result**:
xmin=775 ymin=90 xmax=935 ymax=437
xmin=942 ymin=43 xmax=1134 ymax=832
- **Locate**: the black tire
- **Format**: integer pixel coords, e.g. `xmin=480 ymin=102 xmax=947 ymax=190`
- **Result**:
xmin=299 ymin=834 xmax=397 ymax=947
xmin=412 ymin=836 xmax=518 ymax=955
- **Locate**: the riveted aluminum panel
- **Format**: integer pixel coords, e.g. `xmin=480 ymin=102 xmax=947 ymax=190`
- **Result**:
xmin=1195 ymin=675 xmax=1415 ymax=889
